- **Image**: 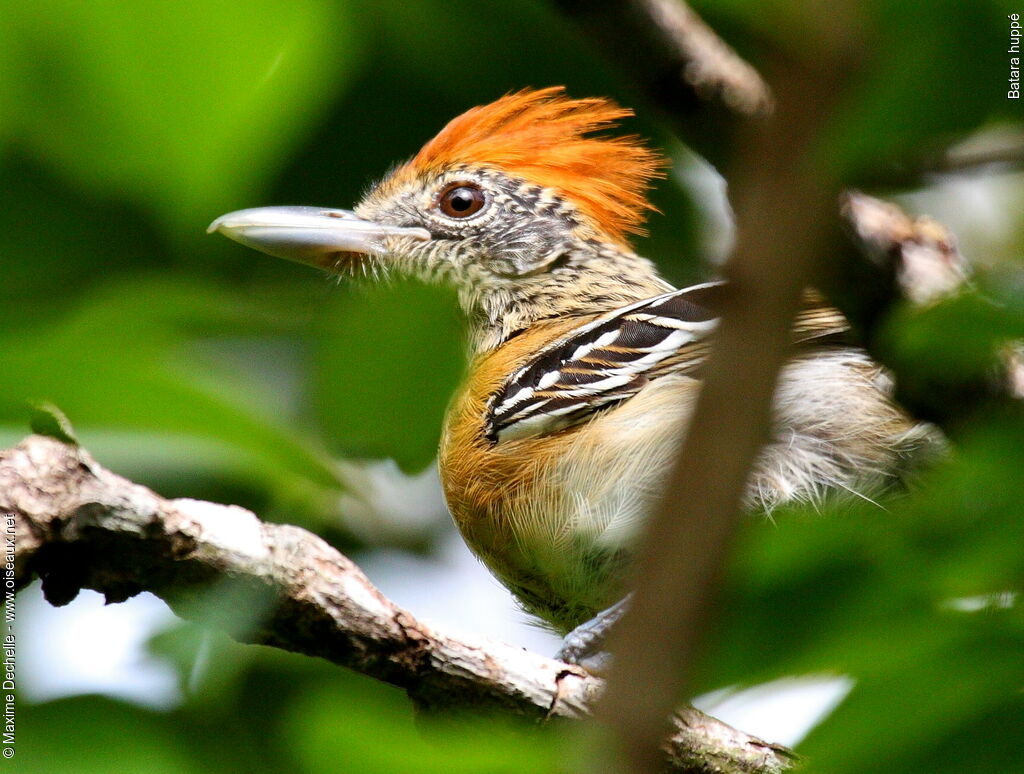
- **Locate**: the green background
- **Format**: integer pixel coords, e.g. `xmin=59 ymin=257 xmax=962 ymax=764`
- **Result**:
xmin=4 ymin=1 xmax=1023 ymax=772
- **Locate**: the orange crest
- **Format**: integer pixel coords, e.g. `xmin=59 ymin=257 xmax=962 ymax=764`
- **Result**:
xmin=396 ymin=87 xmax=666 ymax=246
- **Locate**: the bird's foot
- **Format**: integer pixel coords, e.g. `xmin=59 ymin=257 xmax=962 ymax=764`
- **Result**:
xmin=555 ymin=595 xmax=632 ymax=674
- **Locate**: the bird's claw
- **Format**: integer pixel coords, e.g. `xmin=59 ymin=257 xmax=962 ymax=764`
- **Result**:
xmin=554 ymin=595 xmax=632 ymax=674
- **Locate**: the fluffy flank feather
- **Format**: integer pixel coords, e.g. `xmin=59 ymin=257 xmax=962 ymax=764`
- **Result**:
xmin=398 ymin=87 xmax=665 ymax=246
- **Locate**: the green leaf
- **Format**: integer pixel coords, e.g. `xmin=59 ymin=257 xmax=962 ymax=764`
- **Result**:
xmin=1 ymin=0 xmax=361 ymax=232
xmin=312 ymin=280 xmax=466 ymax=472
xmin=877 ymin=281 xmax=1024 ymax=420
xmin=18 ymin=696 xmax=203 ymax=774
xmin=697 ymin=412 xmax=1024 ymax=767
xmin=821 ymin=0 xmax=1010 ymax=182
xmin=799 ymin=636 xmax=1024 ymax=773
xmin=28 ymin=402 xmax=78 ymax=445
xmin=283 ymin=673 xmax=555 ymax=774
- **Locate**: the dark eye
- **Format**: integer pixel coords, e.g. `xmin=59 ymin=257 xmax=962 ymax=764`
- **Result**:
xmin=437 ymin=183 xmax=486 ymax=218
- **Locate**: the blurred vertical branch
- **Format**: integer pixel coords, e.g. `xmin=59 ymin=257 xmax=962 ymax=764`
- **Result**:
xmin=601 ymin=62 xmax=857 ymax=774
xmin=554 ymin=2 xmax=868 ymax=772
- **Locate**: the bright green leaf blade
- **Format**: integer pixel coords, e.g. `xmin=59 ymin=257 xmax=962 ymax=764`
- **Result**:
xmin=2 ymin=0 xmax=361 ymax=232
xmin=312 ymin=281 xmax=466 ymax=472
xmin=284 ymin=674 xmax=556 ymax=774
xmin=18 ymin=696 xmax=203 ymax=774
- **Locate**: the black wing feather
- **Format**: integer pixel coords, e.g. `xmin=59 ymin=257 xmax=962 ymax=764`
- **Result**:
xmin=485 ymin=282 xmax=849 ymax=443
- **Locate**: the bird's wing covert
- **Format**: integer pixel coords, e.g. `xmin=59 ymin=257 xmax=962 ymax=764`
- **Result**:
xmin=486 ymin=283 xmax=721 ymax=442
xmin=485 ymin=283 xmax=850 ymax=443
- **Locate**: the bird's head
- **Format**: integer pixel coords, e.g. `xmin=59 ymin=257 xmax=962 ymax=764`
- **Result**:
xmin=211 ymin=87 xmax=671 ymax=348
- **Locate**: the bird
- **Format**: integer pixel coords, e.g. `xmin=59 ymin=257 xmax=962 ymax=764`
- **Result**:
xmin=210 ymin=87 xmax=938 ymax=662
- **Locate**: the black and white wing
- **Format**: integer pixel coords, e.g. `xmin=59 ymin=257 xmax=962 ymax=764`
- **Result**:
xmin=486 ymin=283 xmax=721 ymax=442
xmin=485 ymin=282 xmax=849 ymax=443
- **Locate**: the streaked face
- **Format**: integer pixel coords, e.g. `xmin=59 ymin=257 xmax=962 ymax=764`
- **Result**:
xmin=210 ymin=166 xmax=589 ymax=286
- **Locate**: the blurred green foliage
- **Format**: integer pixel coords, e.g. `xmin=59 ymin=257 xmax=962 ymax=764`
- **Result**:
xmin=703 ymin=406 xmax=1024 ymax=772
xmin=4 ymin=0 xmax=1022 ymax=772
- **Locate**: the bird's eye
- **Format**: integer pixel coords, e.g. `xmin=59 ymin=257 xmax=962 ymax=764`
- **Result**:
xmin=437 ymin=183 xmax=486 ymax=218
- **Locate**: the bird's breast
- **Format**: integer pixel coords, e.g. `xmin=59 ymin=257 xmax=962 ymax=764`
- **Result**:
xmin=437 ymin=323 xmax=700 ymax=630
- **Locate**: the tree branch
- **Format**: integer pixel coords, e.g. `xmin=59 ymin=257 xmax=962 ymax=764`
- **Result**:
xmin=838 ymin=190 xmax=968 ymax=309
xmin=551 ymin=0 xmax=772 ymax=169
xmin=3 ymin=434 xmax=794 ymax=774
xmin=833 ymin=191 xmax=1024 ymax=425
